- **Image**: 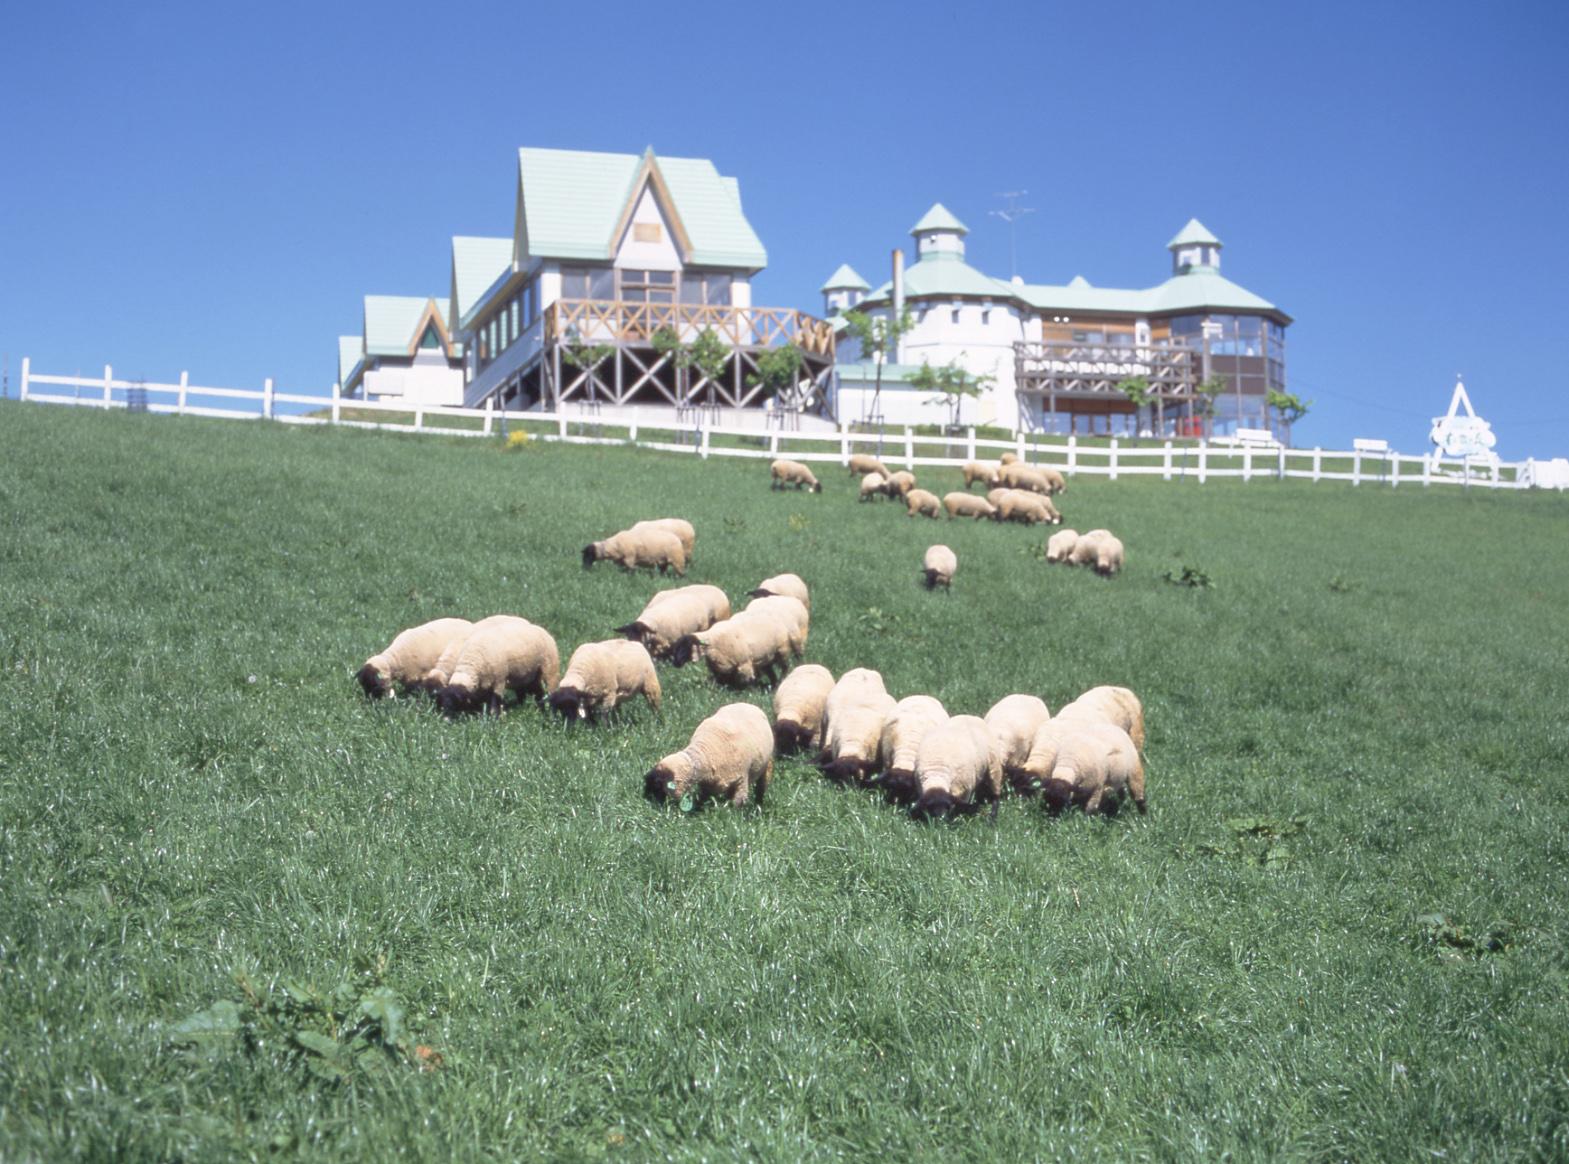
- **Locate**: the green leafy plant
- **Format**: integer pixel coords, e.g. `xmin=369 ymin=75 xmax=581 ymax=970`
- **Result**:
xmin=563 ymin=329 xmax=614 ymax=400
xmin=169 ymin=960 xmax=437 ymax=1081
xmin=747 ymin=344 xmax=805 ymax=405
xmin=1199 ymin=817 xmax=1306 ymax=869
xmin=1162 ymin=565 xmax=1213 ymax=589
xmin=1416 ymin=914 xmax=1517 ymax=960
xmin=910 ymin=358 xmax=992 ymax=429
xmin=841 ymin=308 xmax=915 ymax=421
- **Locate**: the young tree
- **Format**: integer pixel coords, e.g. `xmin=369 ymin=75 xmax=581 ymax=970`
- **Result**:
xmin=747 ymin=344 xmax=805 ymax=407
xmin=840 ymin=307 xmax=914 ymax=425
xmin=910 ymin=358 xmax=992 ymax=430
xmin=1116 ymin=375 xmax=1154 ymax=441
xmin=1189 ymin=374 xmax=1228 ymax=438
xmin=686 ymin=328 xmax=731 ymax=407
xmin=1266 ymin=388 xmax=1312 ymax=446
xmin=562 ymin=329 xmax=614 ymax=403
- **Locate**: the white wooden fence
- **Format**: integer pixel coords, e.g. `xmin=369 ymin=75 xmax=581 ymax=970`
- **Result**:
xmin=13 ymin=358 xmax=1557 ymax=490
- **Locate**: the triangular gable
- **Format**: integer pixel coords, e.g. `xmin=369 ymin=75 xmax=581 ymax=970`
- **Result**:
xmin=607 ymin=150 xmax=694 ymax=265
xmin=405 ymin=298 xmax=454 ymax=358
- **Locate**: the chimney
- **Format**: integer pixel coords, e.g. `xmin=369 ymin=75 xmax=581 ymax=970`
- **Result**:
xmin=891 ymin=248 xmax=905 ymax=364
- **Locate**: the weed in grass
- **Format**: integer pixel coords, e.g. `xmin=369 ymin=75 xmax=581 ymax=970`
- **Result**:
xmin=1161 ymin=563 xmax=1213 ymax=588
xmin=1416 ymin=913 xmax=1519 ymax=960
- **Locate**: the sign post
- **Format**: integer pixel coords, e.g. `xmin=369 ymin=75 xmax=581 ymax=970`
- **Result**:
xmin=1428 ymin=377 xmax=1498 ymax=484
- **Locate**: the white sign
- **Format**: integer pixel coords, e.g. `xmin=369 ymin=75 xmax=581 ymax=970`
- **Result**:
xmin=1430 ymin=378 xmax=1497 ymax=458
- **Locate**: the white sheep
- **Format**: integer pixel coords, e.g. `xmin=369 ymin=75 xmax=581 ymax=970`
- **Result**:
xmin=913 ymin=715 xmax=1005 ymax=820
xmin=1067 ymin=529 xmax=1123 ymax=576
xmin=672 ymin=614 xmax=794 ymax=687
xmin=848 ymin=453 xmax=891 ymax=477
xmin=772 ymin=663 xmax=836 ymax=752
xmin=770 ymin=459 xmax=822 ymax=493
xmin=615 ymin=584 xmax=732 ymax=659
xmin=436 ymin=616 xmax=560 ymax=716
xmin=547 ymin=639 xmax=662 ymax=721
xmin=645 ymin=703 xmax=774 ymax=809
xmin=630 ymin=518 xmax=697 ymax=561
xmin=961 ymin=461 xmax=1000 ymax=490
xmin=999 ymin=452 xmax=1019 ymax=466
xmin=818 ymin=667 xmax=896 ymax=784
xmin=357 ymin=617 xmax=474 ymax=699
xmin=878 ymin=694 xmax=949 ymax=804
xmin=999 ymin=462 xmax=1052 ymax=495
xmin=983 ymin=693 xmax=1053 ymax=776
xmin=942 ymin=492 xmax=997 ymax=520
xmin=748 ymin=572 xmax=810 ymax=612
xmin=1055 ymin=684 xmax=1145 ymax=749
xmin=1036 ymin=720 xmax=1146 ymax=815
xmin=582 ymin=527 xmax=687 ymax=576
xmin=992 ymin=490 xmax=1062 ymax=526
xmin=883 ymin=470 xmax=916 ymax=499
xmin=859 ymin=472 xmax=889 ymax=501
xmin=923 ymin=544 xmax=958 ymax=590
xmin=1045 ymin=528 xmax=1081 ymax=564
xmin=905 ymin=488 xmax=943 ymax=519
xmin=741 ymin=594 xmax=809 ymax=657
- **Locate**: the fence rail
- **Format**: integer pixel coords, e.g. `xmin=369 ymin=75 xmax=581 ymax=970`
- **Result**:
xmin=14 ymin=358 xmax=1558 ymax=490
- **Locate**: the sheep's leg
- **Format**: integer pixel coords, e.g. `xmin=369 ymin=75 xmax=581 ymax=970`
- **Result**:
xmin=1128 ymin=762 xmax=1148 ymax=813
xmin=731 ymin=779 xmax=749 ymax=808
xmin=485 ymin=690 xmax=504 ymax=717
xmin=754 ymin=759 xmax=772 ymax=807
xmin=1082 ymin=785 xmax=1106 ymax=815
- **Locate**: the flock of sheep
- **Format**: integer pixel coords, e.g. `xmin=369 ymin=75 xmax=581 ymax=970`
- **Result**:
xmin=357 ymin=495 xmax=1147 ymax=820
xmin=772 ymin=451 xmax=1125 ymax=587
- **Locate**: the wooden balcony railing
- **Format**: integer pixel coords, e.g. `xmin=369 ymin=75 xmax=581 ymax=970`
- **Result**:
xmin=545 ymin=300 xmax=835 ymax=358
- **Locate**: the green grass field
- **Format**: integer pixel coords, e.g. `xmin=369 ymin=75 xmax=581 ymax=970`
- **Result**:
xmin=2 ymin=401 xmax=1567 ymax=1161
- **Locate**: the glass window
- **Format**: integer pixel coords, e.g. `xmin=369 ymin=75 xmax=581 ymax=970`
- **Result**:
xmin=951 ymin=308 xmax=961 ymax=324
xmin=620 ymin=268 xmax=675 ymax=304
xmin=488 ymin=319 xmax=498 ymax=358
xmin=419 ymin=323 xmax=442 ymax=350
xmin=981 ymin=309 xmax=991 ymax=325
xmin=704 ymin=273 xmax=731 ymax=306
xmin=510 ymin=298 xmax=519 ymax=343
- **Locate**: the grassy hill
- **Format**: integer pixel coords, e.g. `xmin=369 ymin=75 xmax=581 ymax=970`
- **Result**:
xmin=2 ymin=401 xmax=1567 ymax=1160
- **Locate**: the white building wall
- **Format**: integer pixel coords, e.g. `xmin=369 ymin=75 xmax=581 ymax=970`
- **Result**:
xmin=363 ymin=353 xmax=465 ymax=406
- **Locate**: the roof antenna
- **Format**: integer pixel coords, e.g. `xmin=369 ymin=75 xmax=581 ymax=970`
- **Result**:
xmin=989 ymin=191 xmax=1035 ymax=280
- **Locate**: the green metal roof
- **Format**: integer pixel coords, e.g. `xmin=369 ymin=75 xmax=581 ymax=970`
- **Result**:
xmin=821 ymin=263 xmax=870 ymax=292
xmin=450 ymin=236 xmax=513 ymax=329
xmin=1167 ymin=218 xmax=1222 ymax=249
xmin=515 ymin=146 xmax=766 ymax=270
xmin=364 ymin=295 xmax=452 ymax=357
xmin=835 ymin=362 xmax=932 ymax=386
xmin=1016 ymin=270 xmax=1280 ymax=317
xmin=338 ymin=335 xmax=364 ymax=388
xmin=910 ymin=202 xmax=968 ymax=235
xmin=861 ymin=252 xmax=1014 ymax=304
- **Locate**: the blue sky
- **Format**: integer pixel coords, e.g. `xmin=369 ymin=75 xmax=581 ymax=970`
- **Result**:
xmin=3 ymin=0 xmax=1567 ymax=456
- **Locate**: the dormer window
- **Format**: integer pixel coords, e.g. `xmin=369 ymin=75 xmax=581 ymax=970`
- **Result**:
xmin=633 ymin=222 xmax=662 ymax=243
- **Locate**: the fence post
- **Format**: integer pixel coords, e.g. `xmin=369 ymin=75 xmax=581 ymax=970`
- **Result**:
xmin=1016 ymin=431 xmax=1026 ymax=462
xmin=629 ymin=407 xmax=639 ymax=445
xmin=414 ymin=405 xmax=424 ymax=431
xmin=1313 ymin=447 xmax=1321 ymax=482
xmin=1423 ymin=455 xmax=1432 ymax=487
xmin=558 ymin=410 xmax=567 ymax=440
xmin=1352 ymin=451 xmax=1361 ymax=487
xmin=1163 ymin=440 xmax=1172 ymax=481
xmin=967 ymin=427 xmax=976 ymax=462
xmin=1068 ymin=435 xmax=1077 ymax=473
xmin=904 ymin=426 xmax=914 ymax=469
xmin=20 ymin=356 xmax=29 ymax=401
xmin=178 ymin=371 xmax=189 ymax=416
xmin=700 ymin=421 xmax=711 ymax=460
xmin=1390 ymin=454 xmax=1399 ymax=488
xmin=840 ymin=421 xmax=850 ymax=466
xmin=103 ymin=364 xmax=113 ymax=409
xmin=481 ymin=394 xmax=491 ymax=436
xmin=1198 ymin=441 xmax=1207 ymax=483
xmin=769 ymin=431 xmax=779 ymax=456
xmin=1277 ymin=445 xmax=1286 ymax=481
xmin=1109 ymin=437 xmax=1119 ymax=481
xmin=261 ymin=377 xmax=273 ymax=419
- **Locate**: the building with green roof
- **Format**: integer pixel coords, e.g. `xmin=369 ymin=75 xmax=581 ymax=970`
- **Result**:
xmin=823 ymin=208 xmax=1292 ymax=436
xmin=452 ymin=145 xmax=833 ymax=413
xmin=339 ymin=294 xmax=464 ymax=404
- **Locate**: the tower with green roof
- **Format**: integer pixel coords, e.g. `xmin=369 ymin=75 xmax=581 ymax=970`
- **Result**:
xmin=1167 ymin=218 xmax=1223 ymax=275
xmin=820 ymin=263 xmax=870 ymax=317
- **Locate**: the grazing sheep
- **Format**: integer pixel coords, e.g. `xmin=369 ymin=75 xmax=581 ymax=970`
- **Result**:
xmin=770 ymin=459 xmax=822 ymax=493
xmin=418 ymin=630 xmax=474 ymax=693
xmin=1045 ymin=528 xmax=1081 ymax=564
xmin=994 ymin=490 xmax=1063 ymax=526
xmin=883 ymin=470 xmax=917 ymax=498
xmin=582 ymin=527 xmax=687 ymax=576
xmin=357 ymin=617 xmax=474 ymax=699
xmin=859 ymin=472 xmax=889 ymax=501
xmin=548 ymin=639 xmax=661 ymax=721
xmin=943 ymin=492 xmax=997 ymax=520
xmin=615 ymin=584 xmax=732 ymax=659
xmin=748 ymin=572 xmax=810 ymax=612
xmin=671 ymin=614 xmax=794 ymax=687
xmin=1011 ymin=719 xmax=1082 ymax=797
xmin=984 ymin=693 xmax=1053 ymax=775
xmin=923 ymin=544 xmax=958 ymax=590
xmin=741 ymin=594 xmax=810 ymax=657
xmin=1068 ymin=529 xmax=1123 ymax=576
xmin=999 ymin=462 xmax=1052 ymax=495
xmin=630 ymin=518 xmax=697 ymax=562
xmin=999 ymin=452 xmax=1019 ymax=466
xmin=961 ymin=461 xmax=1000 ymax=490
xmin=818 ymin=668 xmax=896 ymax=784
xmin=848 ymin=453 xmax=891 ymax=477
xmin=1039 ymin=720 xmax=1146 ymax=815
xmin=772 ymin=662 xmax=835 ymax=752
xmin=905 ymin=488 xmax=943 ymax=519
xmin=645 ymin=703 xmax=774 ymax=809
xmin=1038 ymin=467 xmax=1068 ymax=495
xmin=1055 ymin=685 xmax=1145 ymax=749
xmin=437 ymin=616 xmax=560 ymax=716
xmin=913 ymin=715 xmax=1005 ymax=820
xmin=879 ymin=695 xmax=949 ymax=804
